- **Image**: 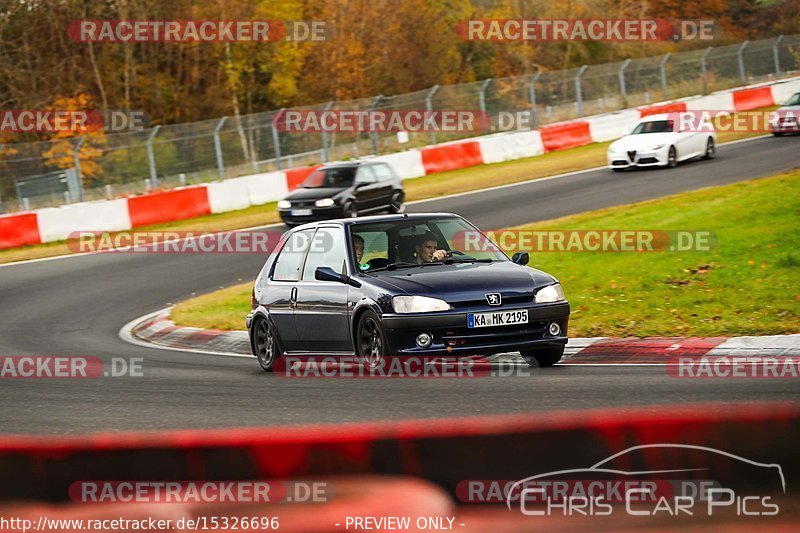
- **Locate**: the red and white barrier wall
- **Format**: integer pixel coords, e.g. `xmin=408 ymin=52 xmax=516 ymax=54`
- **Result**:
xmin=2 ymin=77 xmax=798 ymax=251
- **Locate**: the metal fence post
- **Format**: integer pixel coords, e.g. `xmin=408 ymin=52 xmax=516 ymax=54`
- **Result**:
xmin=479 ymin=78 xmax=492 ymax=132
xmin=737 ymin=41 xmax=749 ymax=82
xmin=320 ymin=101 xmax=334 ymax=163
xmin=213 ymin=117 xmax=227 ymax=180
xmin=272 ymin=109 xmax=284 ymax=170
xmin=528 ymin=72 xmax=541 ymax=129
xmin=701 ymin=47 xmax=713 ymax=94
xmin=575 ymin=65 xmax=588 ymax=117
xmin=773 ymin=35 xmax=784 ymax=80
xmin=369 ymin=95 xmax=383 ymax=154
xmin=73 ymin=136 xmax=86 ymax=202
xmin=660 ymin=53 xmax=671 ymax=100
xmin=146 ymin=125 xmax=161 ymax=189
xmin=618 ymin=59 xmax=631 ymax=107
xmin=425 ymin=85 xmax=440 ymax=145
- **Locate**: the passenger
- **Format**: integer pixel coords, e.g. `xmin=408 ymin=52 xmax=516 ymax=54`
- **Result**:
xmin=352 ymin=234 xmax=365 ymax=264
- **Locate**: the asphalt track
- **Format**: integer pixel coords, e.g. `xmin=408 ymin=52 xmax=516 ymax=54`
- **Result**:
xmin=0 ymin=135 xmax=798 ymax=434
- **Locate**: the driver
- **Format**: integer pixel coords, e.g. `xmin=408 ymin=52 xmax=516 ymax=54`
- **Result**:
xmin=415 ymin=232 xmax=447 ymax=263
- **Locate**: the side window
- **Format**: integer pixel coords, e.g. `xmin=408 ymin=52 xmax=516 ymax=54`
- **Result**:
xmin=351 ymin=230 xmax=389 ymax=267
xmin=302 ymin=227 xmax=347 ymax=281
xmin=372 ymin=164 xmax=395 ymax=182
xmin=271 ymin=230 xmax=313 ymax=281
xmin=355 ymin=166 xmax=377 ymax=184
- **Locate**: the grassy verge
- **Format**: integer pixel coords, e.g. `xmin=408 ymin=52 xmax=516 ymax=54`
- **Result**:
xmin=172 ymin=169 xmax=800 ymax=337
xmin=1 ymin=112 xmax=769 ymax=265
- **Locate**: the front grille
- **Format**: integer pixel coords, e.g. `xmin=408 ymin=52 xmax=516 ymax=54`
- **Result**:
xmin=450 ymin=295 xmax=533 ymax=309
xmin=441 ymin=320 xmax=549 ymax=348
xmin=638 ymin=157 xmax=658 ymax=164
xmin=627 ymin=150 xmax=637 ymax=161
xmin=612 ymin=160 xmax=628 ymax=166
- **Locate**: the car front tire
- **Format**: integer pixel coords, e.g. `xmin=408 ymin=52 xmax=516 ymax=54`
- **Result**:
xmin=389 ymin=191 xmax=405 ymax=213
xmin=666 ymin=146 xmax=677 ymax=168
xmin=343 ymin=201 xmax=358 ymax=218
xmin=703 ymin=138 xmax=715 ymax=160
xmin=356 ymin=310 xmax=387 ymax=368
xmin=520 ymin=346 xmax=564 ymax=368
xmin=253 ymin=316 xmax=280 ymax=372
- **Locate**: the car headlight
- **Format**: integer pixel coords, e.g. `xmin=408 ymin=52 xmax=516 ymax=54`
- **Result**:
xmin=315 ymin=198 xmax=335 ymax=207
xmin=650 ymin=144 xmax=665 ymax=150
xmin=277 ymin=200 xmax=291 ymax=209
xmin=535 ymin=283 xmax=565 ymax=304
xmin=393 ymin=295 xmax=451 ymax=313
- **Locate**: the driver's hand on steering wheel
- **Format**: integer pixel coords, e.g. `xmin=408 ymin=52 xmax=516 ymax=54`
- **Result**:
xmin=432 ymin=249 xmax=448 ymax=261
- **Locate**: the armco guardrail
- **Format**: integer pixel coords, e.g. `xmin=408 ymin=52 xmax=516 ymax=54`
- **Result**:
xmin=1 ymin=35 xmax=797 ymax=213
xmin=0 ymin=402 xmax=797 ymax=502
xmin=1 ymin=77 xmax=798 ymax=251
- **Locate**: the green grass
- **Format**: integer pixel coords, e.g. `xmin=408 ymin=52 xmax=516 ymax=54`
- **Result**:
xmin=172 ymin=169 xmax=800 ymax=337
xmin=0 ymin=112 xmax=768 ymax=265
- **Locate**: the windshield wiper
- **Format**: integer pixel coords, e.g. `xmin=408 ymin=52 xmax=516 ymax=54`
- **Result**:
xmin=445 ymin=257 xmax=494 ymax=264
xmin=369 ymin=261 xmax=420 ymax=272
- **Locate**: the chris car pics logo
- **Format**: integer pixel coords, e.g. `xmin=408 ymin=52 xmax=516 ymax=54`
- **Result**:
xmin=506 ymin=444 xmax=784 ymax=517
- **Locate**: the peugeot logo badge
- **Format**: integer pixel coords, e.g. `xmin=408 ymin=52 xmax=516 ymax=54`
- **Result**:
xmin=485 ymin=293 xmax=502 ymax=306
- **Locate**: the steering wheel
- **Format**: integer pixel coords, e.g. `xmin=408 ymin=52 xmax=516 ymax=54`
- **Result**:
xmin=444 ymin=250 xmax=465 ymax=259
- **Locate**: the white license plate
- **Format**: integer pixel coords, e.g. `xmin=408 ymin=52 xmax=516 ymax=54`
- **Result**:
xmin=468 ymin=310 xmax=528 ymax=328
xmin=291 ymin=209 xmax=312 ymax=216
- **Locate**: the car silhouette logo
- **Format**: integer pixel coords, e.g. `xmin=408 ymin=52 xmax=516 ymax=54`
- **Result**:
xmin=486 ymin=293 xmax=502 ymax=306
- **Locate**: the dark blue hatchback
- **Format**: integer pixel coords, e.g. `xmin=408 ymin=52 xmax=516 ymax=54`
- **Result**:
xmin=247 ymin=213 xmax=569 ymax=371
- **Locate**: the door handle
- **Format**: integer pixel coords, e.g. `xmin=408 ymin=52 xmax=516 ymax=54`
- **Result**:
xmin=290 ymin=286 xmax=298 ymax=308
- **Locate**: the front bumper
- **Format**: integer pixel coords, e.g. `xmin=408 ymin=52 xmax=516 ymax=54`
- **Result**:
xmin=380 ymin=301 xmax=570 ymax=356
xmin=608 ymin=149 xmax=667 ymax=169
xmin=278 ymin=205 xmax=344 ymax=224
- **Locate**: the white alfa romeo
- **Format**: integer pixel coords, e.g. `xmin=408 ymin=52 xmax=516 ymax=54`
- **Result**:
xmin=607 ymin=113 xmax=717 ymax=171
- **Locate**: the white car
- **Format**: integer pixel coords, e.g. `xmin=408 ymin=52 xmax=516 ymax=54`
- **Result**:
xmin=771 ymin=92 xmax=800 ymax=136
xmin=607 ymin=113 xmax=717 ymax=171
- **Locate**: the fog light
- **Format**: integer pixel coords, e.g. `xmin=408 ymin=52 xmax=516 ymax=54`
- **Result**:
xmin=416 ymin=333 xmax=432 ymax=348
xmin=548 ymin=322 xmax=561 ymax=336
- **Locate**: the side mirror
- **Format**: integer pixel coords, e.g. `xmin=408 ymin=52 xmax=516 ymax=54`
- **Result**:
xmin=512 ymin=251 xmax=530 ymax=265
xmin=315 ymin=266 xmax=362 ymax=287
xmin=315 ymin=266 xmax=345 ymax=283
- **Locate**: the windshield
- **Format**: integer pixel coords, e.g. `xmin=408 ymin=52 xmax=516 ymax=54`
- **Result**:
xmin=301 ymin=167 xmax=356 ymax=188
xmin=349 ymin=217 xmax=509 ymax=273
xmin=631 ymin=120 xmax=674 ymax=134
xmin=785 ymin=93 xmax=800 ymax=106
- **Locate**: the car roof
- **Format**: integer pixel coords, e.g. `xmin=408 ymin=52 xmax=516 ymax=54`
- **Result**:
xmin=318 ymin=159 xmax=384 ymax=169
xmin=290 ymin=213 xmax=460 ymax=231
xmin=638 ymin=113 xmax=672 ymax=121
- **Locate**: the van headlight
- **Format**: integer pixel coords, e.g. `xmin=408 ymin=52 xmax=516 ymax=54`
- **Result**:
xmin=393 ymin=296 xmax=451 ymax=313
xmin=535 ymin=284 xmax=565 ymax=303
xmin=277 ymin=200 xmax=291 ymax=209
xmin=315 ymin=198 xmax=335 ymax=207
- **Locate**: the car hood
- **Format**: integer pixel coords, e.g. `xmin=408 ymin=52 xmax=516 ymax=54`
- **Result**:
xmin=284 ymin=187 xmax=347 ymax=201
xmin=365 ymin=261 xmax=557 ymax=304
xmin=611 ymin=132 xmax=677 ymax=151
